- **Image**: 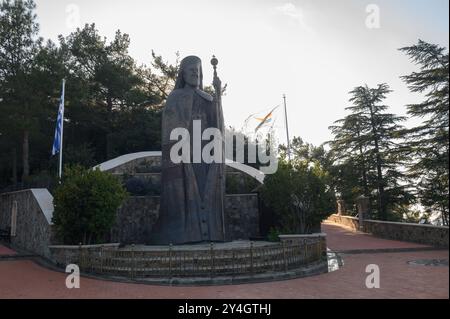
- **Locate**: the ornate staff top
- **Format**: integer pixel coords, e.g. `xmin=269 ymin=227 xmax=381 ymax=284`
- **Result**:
xmin=211 ymin=55 xmax=219 ymax=78
xmin=211 ymin=55 xmax=222 ymax=100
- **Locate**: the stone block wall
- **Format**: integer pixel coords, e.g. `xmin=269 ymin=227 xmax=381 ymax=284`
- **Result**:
xmin=327 ymin=214 xmax=360 ymax=230
xmin=279 ymin=233 xmax=328 ymax=259
xmin=224 ymin=194 xmax=260 ymax=241
xmin=111 ymin=196 xmax=160 ymax=244
xmin=0 ymin=189 xmax=53 ymax=258
xmin=363 ymin=220 xmax=449 ymax=248
xmin=279 ymin=233 xmax=327 ymax=245
xmin=112 ymin=194 xmax=260 ymax=244
xmin=49 ymin=243 xmax=120 ymax=267
xmin=327 ymin=214 xmax=449 ymax=248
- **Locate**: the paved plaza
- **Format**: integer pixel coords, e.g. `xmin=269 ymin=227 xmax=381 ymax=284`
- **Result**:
xmin=0 ymin=222 xmax=448 ymax=299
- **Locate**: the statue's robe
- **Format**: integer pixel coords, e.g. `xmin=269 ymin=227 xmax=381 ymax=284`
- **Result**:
xmin=151 ymin=87 xmax=226 ymax=244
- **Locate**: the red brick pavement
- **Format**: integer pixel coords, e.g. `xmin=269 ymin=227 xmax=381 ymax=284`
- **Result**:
xmin=0 ymin=223 xmax=448 ymax=299
xmin=323 ymin=221 xmax=431 ymax=252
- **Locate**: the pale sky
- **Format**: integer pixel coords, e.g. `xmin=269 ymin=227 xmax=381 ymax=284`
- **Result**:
xmin=34 ymin=0 xmax=449 ymax=147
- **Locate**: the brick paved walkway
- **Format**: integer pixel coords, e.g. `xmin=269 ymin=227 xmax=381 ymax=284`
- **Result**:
xmin=323 ymin=221 xmax=432 ymax=252
xmin=0 ymin=222 xmax=448 ymax=299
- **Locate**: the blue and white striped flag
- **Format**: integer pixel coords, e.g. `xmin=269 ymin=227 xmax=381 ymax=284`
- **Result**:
xmin=52 ymin=80 xmax=66 ymax=156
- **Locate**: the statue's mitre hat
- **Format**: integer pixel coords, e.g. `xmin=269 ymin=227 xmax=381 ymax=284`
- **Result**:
xmin=180 ymin=55 xmax=202 ymax=66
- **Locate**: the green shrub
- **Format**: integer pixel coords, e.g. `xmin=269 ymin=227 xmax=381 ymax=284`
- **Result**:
xmin=52 ymin=165 xmax=128 ymax=245
xmin=261 ymin=159 xmax=335 ymax=234
xmin=267 ymin=228 xmax=281 ymax=242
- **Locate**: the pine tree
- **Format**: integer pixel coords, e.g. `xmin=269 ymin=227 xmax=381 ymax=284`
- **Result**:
xmin=400 ymin=40 xmax=449 ymax=225
xmin=329 ymin=112 xmax=371 ymax=197
xmin=329 ymin=84 xmax=413 ymax=220
xmin=0 ymin=0 xmax=40 ymax=180
xmin=60 ymin=24 xmax=145 ymax=160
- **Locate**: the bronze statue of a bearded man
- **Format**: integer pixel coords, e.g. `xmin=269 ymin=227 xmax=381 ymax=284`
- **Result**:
xmin=151 ymin=56 xmax=226 ymax=245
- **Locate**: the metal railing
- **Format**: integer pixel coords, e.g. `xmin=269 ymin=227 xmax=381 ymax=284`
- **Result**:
xmin=53 ymin=240 xmax=326 ymax=279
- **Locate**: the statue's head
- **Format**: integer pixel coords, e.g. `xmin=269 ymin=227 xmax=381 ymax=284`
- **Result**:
xmin=175 ymin=56 xmax=203 ymax=90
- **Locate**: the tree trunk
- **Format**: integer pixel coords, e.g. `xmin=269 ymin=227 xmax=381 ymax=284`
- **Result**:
xmin=356 ymin=128 xmax=370 ymax=197
xmin=359 ymin=145 xmax=369 ymax=196
xmin=22 ymin=130 xmax=29 ymax=181
xmin=374 ymin=149 xmax=386 ymax=220
xmin=368 ymin=106 xmax=386 ymax=220
xmin=442 ymin=204 xmax=448 ymax=226
xmin=105 ymin=94 xmax=113 ymax=160
xmin=12 ymin=147 xmax=17 ymax=185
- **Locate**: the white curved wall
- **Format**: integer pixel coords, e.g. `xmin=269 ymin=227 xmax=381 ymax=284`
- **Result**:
xmin=94 ymin=152 xmax=265 ymax=184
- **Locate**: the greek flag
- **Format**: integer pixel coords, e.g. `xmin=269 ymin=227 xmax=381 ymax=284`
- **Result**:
xmin=52 ymin=80 xmax=66 ymax=156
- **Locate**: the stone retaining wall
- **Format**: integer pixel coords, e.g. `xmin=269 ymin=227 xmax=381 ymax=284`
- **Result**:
xmin=363 ymin=219 xmax=449 ymax=248
xmin=224 ymin=194 xmax=260 ymax=241
xmin=49 ymin=243 xmax=120 ymax=267
xmin=327 ymin=214 xmax=360 ymax=231
xmin=279 ymin=233 xmax=327 ymax=249
xmin=328 ymin=214 xmax=449 ymax=248
xmin=111 ymin=196 xmax=160 ymax=244
xmin=0 ymin=189 xmax=54 ymax=258
xmin=112 ymin=194 xmax=260 ymax=244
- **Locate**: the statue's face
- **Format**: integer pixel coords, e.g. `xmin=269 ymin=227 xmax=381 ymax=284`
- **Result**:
xmin=183 ymin=62 xmax=201 ymax=88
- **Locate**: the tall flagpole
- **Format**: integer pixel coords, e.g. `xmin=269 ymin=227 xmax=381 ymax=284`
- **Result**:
xmin=283 ymin=94 xmax=292 ymax=162
xmin=58 ymin=79 xmax=66 ymax=180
